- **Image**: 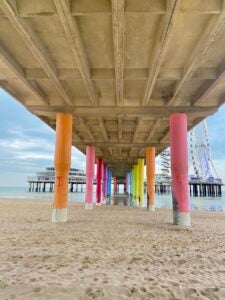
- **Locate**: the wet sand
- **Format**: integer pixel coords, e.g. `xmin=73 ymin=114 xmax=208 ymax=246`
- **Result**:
xmin=0 ymin=199 xmax=225 ymax=299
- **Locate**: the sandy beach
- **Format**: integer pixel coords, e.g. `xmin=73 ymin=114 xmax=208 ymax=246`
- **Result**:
xmin=0 ymin=200 xmax=225 ymax=299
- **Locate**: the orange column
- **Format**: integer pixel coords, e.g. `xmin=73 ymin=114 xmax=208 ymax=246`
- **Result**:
xmin=113 ymin=176 xmax=117 ymax=193
xmin=52 ymin=113 xmax=73 ymax=222
xmin=146 ymin=147 xmax=156 ymax=211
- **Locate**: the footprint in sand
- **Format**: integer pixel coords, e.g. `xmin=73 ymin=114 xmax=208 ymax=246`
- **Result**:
xmin=85 ymin=287 xmax=104 ymax=299
xmin=33 ymin=287 xmax=41 ymax=293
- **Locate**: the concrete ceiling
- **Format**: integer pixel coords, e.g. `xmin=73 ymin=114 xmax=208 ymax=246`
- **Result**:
xmin=0 ymin=0 xmax=225 ymax=176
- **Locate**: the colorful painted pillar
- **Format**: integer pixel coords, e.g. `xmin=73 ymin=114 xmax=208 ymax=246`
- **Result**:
xmin=96 ymin=157 xmax=103 ymax=205
xmin=170 ymin=113 xmax=190 ymax=226
xmin=126 ymin=174 xmax=130 ymax=194
xmin=52 ymin=113 xmax=73 ymax=222
xmin=85 ymin=146 xmax=96 ymax=209
xmin=146 ymin=147 xmax=156 ymax=211
xmin=101 ymin=162 xmax=105 ymax=201
xmin=138 ymin=159 xmax=144 ymax=206
xmin=107 ymin=169 xmax=112 ymax=196
xmin=129 ymin=171 xmax=133 ymax=195
xmin=113 ymin=176 xmax=117 ymax=193
xmin=135 ymin=164 xmax=139 ymax=204
xmin=132 ymin=167 xmax=135 ymax=196
xmin=104 ymin=164 xmax=108 ymax=198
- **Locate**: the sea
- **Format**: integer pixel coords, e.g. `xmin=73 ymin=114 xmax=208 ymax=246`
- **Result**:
xmin=0 ymin=186 xmax=225 ymax=212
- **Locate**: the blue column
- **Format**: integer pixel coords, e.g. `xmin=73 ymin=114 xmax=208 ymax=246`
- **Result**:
xmin=107 ymin=169 xmax=111 ymax=196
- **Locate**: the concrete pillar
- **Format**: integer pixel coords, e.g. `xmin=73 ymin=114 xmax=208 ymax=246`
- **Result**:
xmin=146 ymin=147 xmax=156 ymax=211
xmin=138 ymin=159 xmax=144 ymax=206
xmin=104 ymin=164 xmax=108 ymax=199
xmin=170 ymin=113 xmax=190 ymax=226
xmin=96 ymin=157 xmax=103 ymax=205
xmin=85 ymin=146 xmax=96 ymax=209
xmin=52 ymin=113 xmax=72 ymax=222
xmin=125 ymin=174 xmax=129 ymax=193
xmin=107 ymin=169 xmax=111 ymax=196
xmin=129 ymin=171 xmax=132 ymax=195
xmin=113 ymin=176 xmax=117 ymax=193
xmin=134 ymin=164 xmax=139 ymax=205
xmin=132 ymin=167 xmax=135 ymax=196
xmin=101 ymin=162 xmax=105 ymax=201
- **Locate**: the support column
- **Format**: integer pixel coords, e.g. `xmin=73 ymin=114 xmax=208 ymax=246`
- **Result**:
xmin=85 ymin=146 xmax=96 ymax=209
xmin=170 ymin=113 xmax=190 ymax=226
xmin=113 ymin=176 xmax=117 ymax=193
xmin=146 ymin=147 xmax=156 ymax=211
xmin=125 ymin=174 xmax=129 ymax=194
xmin=52 ymin=113 xmax=73 ymax=222
xmin=107 ymin=169 xmax=112 ymax=196
xmin=132 ymin=167 xmax=135 ymax=196
xmin=138 ymin=159 xmax=144 ymax=206
xmin=134 ymin=164 xmax=139 ymax=205
xmin=104 ymin=164 xmax=108 ymax=199
xmin=101 ymin=162 xmax=105 ymax=201
xmin=96 ymin=157 xmax=103 ymax=205
xmin=129 ymin=171 xmax=132 ymax=195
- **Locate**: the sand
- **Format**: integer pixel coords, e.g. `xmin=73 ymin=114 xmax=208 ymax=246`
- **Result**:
xmin=0 ymin=199 xmax=225 ymax=300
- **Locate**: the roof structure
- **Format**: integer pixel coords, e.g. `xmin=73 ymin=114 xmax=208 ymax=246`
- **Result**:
xmin=0 ymin=0 xmax=225 ymax=176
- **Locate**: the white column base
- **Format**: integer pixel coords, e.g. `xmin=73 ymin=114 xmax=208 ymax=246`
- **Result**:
xmin=149 ymin=204 xmax=155 ymax=212
xmin=85 ymin=203 xmax=93 ymax=209
xmin=174 ymin=212 xmax=191 ymax=226
xmin=52 ymin=208 xmax=67 ymax=223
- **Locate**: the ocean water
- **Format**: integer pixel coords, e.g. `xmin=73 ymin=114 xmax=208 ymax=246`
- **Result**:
xmin=0 ymin=186 xmax=225 ymax=212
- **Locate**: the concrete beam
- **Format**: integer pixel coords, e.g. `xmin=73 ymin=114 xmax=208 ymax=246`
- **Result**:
xmin=167 ymin=9 xmax=225 ymax=106
xmin=132 ymin=118 xmax=143 ymax=142
xmin=0 ymin=0 xmax=73 ymax=105
xmin=98 ymin=117 xmax=108 ymax=141
xmin=111 ymin=0 xmax=125 ymax=106
xmin=0 ymin=45 xmax=49 ymax=105
xmin=53 ymin=0 xmax=99 ymax=106
xmin=27 ymin=105 xmax=218 ymax=118
xmin=73 ymin=141 xmax=168 ymax=148
xmin=142 ymin=0 xmax=179 ymax=106
xmin=78 ymin=117 xmax=95 ymax=142
xmin=118 ymin=117 xmax=123 ymax=142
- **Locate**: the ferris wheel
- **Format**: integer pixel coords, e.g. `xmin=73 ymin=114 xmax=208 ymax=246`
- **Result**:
xmin=189 ymin=121 xmax=218 ymax=179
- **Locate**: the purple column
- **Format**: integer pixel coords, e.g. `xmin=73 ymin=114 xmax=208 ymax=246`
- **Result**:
xmin=101 ymin=162 xmax=105 ymax=201
xmin=96 ymin=158 xmax=103 ymax=205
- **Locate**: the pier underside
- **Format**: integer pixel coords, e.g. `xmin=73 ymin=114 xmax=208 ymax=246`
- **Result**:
xmin=0 ymin=0 xmax=225 ymax=176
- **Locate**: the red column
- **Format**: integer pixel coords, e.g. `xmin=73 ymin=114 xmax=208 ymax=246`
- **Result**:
xmin=96 ymin=157 xmax=103 ymax=205
xmin=170 ymin=113 xmax=190 ymax=226
xmin=85 ymin=146 xmax=96 ymax=209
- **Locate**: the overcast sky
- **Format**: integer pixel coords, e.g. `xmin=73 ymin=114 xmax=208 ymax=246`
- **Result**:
xmin=0 ymin=88 xmax=225 ymax=187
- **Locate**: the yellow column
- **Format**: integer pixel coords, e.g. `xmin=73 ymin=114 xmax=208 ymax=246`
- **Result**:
xmin=138 ymin=159 xmax=144 ymax=207
xmin=146 ymin=147 xmax=156 ymax=211
xmin=52 ymin=113 xmax=73 ymax=222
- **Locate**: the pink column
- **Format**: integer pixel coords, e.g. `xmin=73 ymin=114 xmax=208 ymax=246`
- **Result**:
xmin=85 ymin=146 xmax=96 ymax=209
xmin=170 ymin=113 xmax=190 ymax=226
xmin=96 ymin=157 xmax=103 ymax=205
xmin=101 ymin=162 xmax=105 ymax=201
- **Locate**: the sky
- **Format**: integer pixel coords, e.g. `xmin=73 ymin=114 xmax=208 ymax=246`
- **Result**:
xmin=0 ymin=88 xmax=225 ymax=187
